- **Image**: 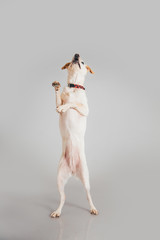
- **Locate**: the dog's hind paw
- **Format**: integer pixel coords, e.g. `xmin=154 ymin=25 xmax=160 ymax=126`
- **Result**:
xmin=90 ymin=208 xmax=99 ymax=215
xmin=50 ymin=211 xmax=61 ymax=218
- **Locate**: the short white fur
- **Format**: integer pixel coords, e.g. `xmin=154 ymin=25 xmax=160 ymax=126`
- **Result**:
xmin=50 ymin=54 xmax=98 ymax=217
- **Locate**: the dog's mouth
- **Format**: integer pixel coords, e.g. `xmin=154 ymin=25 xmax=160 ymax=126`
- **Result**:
xmin=72 ymin=53 xmax=81 ymax=69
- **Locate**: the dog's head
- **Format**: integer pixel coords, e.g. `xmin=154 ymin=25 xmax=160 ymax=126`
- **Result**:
xmin=61 ymin=54 xmax=94 ymax=84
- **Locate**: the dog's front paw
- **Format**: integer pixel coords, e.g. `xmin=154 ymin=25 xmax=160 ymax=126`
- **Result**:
xmin=52 ymin=81 xmax=61 ymax=91
xmin=56 ymin=104 xmax=70 ymax=113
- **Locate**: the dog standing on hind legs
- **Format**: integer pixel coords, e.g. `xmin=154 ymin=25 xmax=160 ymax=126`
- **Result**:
xmin=51 ymin=54 xmax=98 ymax=218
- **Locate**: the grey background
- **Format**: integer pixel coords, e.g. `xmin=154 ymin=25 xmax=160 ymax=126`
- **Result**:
xmin=0 ymin=0 xmax=160 ymax=239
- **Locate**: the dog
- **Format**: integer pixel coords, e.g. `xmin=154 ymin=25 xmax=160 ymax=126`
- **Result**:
xmin=51 ymin=54 xmax=98 ymax=217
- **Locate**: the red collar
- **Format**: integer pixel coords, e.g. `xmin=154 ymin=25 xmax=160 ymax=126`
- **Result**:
xmin=68 ymin=83 xmax=85 ymax=90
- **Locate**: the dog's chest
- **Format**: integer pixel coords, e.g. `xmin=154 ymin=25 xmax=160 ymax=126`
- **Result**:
xmin=61 ymin=87 xmax=83 ymax=103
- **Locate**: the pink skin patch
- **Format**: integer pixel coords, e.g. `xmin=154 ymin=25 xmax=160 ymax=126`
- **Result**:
xmin=64 ymin=145 xmax=80 ymax=174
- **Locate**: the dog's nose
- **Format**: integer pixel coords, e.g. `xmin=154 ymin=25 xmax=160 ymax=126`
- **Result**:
xmin=74 ymin=53 xmax=80 ymax=61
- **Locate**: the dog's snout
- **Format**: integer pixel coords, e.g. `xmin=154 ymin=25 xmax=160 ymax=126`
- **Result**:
xmin=72 ymin=53 xmax=81 ymax=68
xmin=74 ymin=53 xmax=80 ymax=61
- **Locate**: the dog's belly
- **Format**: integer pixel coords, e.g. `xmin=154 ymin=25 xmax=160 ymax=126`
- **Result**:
xmin=59 ymin=109 xmax=86 ymax=174
xmin=59 ymin=109 xmax=86 ymax=139
xmin=59 ymin=88 xmax=88 ymax=173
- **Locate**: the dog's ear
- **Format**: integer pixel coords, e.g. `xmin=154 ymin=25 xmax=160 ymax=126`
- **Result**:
xmin=61 ymin=62 xmax=71 ymax=70
xmin=86 ymin=65 xmax=94 ymax=74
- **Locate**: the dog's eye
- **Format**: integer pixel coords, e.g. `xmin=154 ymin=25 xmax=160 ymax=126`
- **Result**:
xmin=81 ymin=62 xmax=84 ymax=64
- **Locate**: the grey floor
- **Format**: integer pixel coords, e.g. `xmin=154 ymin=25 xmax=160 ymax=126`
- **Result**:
xmin=0 ymin=146 xmax=159 ymax=240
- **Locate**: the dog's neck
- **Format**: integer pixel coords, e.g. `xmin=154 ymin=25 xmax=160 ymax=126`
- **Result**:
xmin=67 ymin=73 xmax=85 ymax=86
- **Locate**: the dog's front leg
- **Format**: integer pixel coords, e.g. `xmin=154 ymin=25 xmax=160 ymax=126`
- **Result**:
xmin=52 ymin=81 xmax=62 ymax=107
xmin=57 ymin=103 xmax=89 ymax=116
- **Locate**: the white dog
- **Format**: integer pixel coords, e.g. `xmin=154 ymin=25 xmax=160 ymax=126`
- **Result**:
xmin=51 ymin=54 xmax=98 ymax=217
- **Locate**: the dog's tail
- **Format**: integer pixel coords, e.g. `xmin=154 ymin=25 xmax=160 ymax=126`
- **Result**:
xmin=64 ymin=140 xmax=80 ymax=174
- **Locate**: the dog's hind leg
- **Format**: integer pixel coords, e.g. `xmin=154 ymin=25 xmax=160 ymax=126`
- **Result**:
xmin=77 ymin=156 xmax=98 ymax=215
xmin=50 ymin=158 xmax=71 ymax=218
